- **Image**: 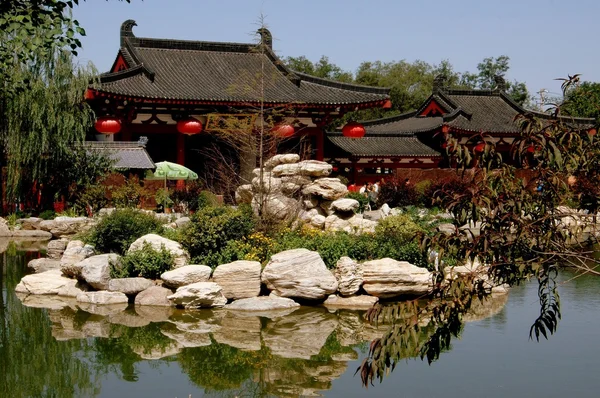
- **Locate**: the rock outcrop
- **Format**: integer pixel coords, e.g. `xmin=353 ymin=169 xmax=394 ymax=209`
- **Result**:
xmin=362 ymin=258 xmax=432 ymax=298
xmin=211 ymin=260 xmax=261 ymax=299
xmin=108 ymin=277 xmax=154 ymax=295
xmin=334 ymin=257 xmax=363 ymax=296
xmin=261 ymin=249 xmax=338 ymax=300
xmin=160 ymin=264 xmax=212 ymax=288
xmin=167 ymin=282 xmax=227 ymax=308
xmin=128 ymin=234 xmax=190 ymax=268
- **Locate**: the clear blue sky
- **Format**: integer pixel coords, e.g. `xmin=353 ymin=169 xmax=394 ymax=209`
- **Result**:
xmin=73 ymin=0 xmax=598 ymax=105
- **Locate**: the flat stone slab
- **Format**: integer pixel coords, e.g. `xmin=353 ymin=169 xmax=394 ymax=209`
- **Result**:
xmin=226 ymin=296 xmax=301 ymax=312
xmin=323 ymin=294 xmax=379 ymax=309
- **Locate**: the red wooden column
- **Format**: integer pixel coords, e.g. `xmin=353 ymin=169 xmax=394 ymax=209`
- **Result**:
xmin=316 ymin=127 xmax=325 ymax=161
xmin=176 ymin=133 xmax=185 ymax=165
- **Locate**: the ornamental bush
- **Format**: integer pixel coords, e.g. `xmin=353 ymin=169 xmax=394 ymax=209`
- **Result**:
xmin=111 ymin=242 xmax=175 ymax=279
xmin=179 ymin=204 xmax=255 ymax=267
xmin=376 ymin=178 xmax=419 ymax=208
xmin=375 ymin=213 xmax=425 ymax=245
xmin=86 ymin=209 xmax=164 ymax=255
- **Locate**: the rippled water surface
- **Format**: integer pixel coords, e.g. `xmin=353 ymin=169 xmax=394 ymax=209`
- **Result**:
xmin=1 ymin=243 xmax=599 ymax=397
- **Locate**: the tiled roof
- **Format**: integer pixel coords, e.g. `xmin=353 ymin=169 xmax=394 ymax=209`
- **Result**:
xmin=95 ymin=21 xmax=390 ymax=108
xmin=361 ymin=111 xmax=443 ymax=134
xmin=327 ymin=135 xmax=441 ymax=157
xmin=84 ymin=140 xmax=155 ymax=169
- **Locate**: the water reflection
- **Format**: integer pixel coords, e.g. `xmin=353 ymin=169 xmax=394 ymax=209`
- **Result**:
xmin=2 ymin=246 xmax=510 ymax=398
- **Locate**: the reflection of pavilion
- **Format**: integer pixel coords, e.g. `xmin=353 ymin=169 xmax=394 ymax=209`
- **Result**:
xmin=20 ymin=292 xmax=510 ymax=397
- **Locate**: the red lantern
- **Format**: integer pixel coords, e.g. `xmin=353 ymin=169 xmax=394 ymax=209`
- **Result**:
xmin=474 ymin=142 xmax=485 ymax=153
xmin=271 ymin=124 xmax=295 ymax=138
xmin=342 ymin=122 xmax=366 ymax=138
xmin=177 ymin=118 xmax=203 ymax=135
xmin=527 ymin=145 xmax=535 ymax=153
xmin=94 ymin=117 xmax=121 ymax=134
xmin=588 ymin=128 xmax=597 ymax=136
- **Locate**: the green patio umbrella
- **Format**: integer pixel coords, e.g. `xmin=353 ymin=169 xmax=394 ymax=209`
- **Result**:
xmin=145 ymin=161 xmax=198 ymax=187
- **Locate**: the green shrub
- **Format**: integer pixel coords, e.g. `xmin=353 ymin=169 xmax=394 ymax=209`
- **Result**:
xmin=414 ymin=179 xmax=432 ymax=207
xmin=345 ymin=191 xmax=369 ymax=213
xmin=111 ymin=176 xmax=150 ymax=208
xmin=111 ymin=242 xmax=175 ymax=279
xmin=375 ymin=213 xmax=425 ymax=245
xmin=179 ymin=204 xmax=255 ymax=267
xmin=75 ymin=181 xmax=108 ymax=216
xmin=86 ymin=209 xmax=164 ymax=255
xmin=195 ymin=191 xmax=220 ymax=211
xmin=39 ymin=210 xmax=56 ymax=220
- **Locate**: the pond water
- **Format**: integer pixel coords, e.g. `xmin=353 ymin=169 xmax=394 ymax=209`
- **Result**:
xmin=1 ymin=244 xmax=599 ymax=397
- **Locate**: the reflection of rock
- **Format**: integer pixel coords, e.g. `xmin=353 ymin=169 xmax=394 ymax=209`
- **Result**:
xmin=212 ymin=311 xmax=262 ymax=351
xmin=168 ymin=310 xmax=223 ymax=335
xmin=109 ymin=310 xmax=151 ymax=328
xmin=323 ymin=294 xmax=378 ymax=309
xmin=48 ymin=308 xmax=113 ymax=340
xmin=335 ymin=310 xmax=389 ymax=347
xmin=463 ymin=292 xmax=509 ymax=323
xmin=16 ymin=292 xmax=77 ymax=310
xmin=263 ymin=308 xmax=338 ymax=359
xmin=134 ymin=305 xmax=174 ymax=322
xmin=262 ymin=249 xmax=338 ymax=300
xmin=132 ymin=341 xmax=182 ymax=360
xmin=15 ymin=269 xmax=78 ymax=295
xmin=77 ymin=301 xmax=128 ymax=316
xmin=161 ymin=325 xmax=211 ymax=348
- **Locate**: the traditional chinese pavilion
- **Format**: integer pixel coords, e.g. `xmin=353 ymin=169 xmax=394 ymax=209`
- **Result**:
xmin=326 ymin=76 xmax=596 ymax=183
xmin=87 ymin=20 xmax=391 ymax=181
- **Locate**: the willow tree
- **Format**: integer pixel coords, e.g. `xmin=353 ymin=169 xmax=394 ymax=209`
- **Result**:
xmin=1 ymin=47 xmax=97 ymax=203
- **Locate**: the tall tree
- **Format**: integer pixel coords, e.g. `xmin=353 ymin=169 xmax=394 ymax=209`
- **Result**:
xmin=562 ymin=81 xmax=600 ymax=123
xmin=284 ymin=55 xmax=353 ymax=82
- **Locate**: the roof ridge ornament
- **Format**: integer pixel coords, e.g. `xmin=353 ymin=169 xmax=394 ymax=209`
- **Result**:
xmin=120 ymin=19 xmax=137 ymax=47
xmin=433 ymin=74 xmax=446 ymax=94
xmin=257 ymin=27 xmax=272 ymax=49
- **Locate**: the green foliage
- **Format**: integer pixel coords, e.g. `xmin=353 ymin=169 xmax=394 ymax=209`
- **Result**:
xmin=5 ymin=213 xmax=19 ymax=229
xmin=345 ymin=191 xmax=369 ymax=213
xmin=86 ymin=209 xmax=164 ymax=255
xmin=375 ymin=214 xmax=425 ymax=245
xmin=414 ymin=179 xmax=432 ymax=206
xmin=74 ymin=179 xmax=108 ymax=216
xmin=111 ymin=176 xmax=149 ymax=208
xmin=154 ymin=188 xmax=173 ymax=211
xmin=111 ymin=242 xmax=175 ymax=279
xmin=563 ymin=81 xmax=600 ymax=123
xmin=38 ymin=209 xmax=56 ymax=220
xmin=179 ymin=204 xmax=255 ymax=267
xmin=284 ymin=55 xmax=353 ymax=82
xmin=195 ymin=191 xmax=220 ymax=210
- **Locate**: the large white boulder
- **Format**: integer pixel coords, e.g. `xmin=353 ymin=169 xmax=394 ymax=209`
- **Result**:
xmin=40 ymin=217 xmax=93 ymax=238
xmin=226 ymin=295 xmax=301 ymax=312
xmin=211 ymin=260 xmax=261 ymax=299
xmin=264 ymin=154 xmax=301 ymax=169
xmin=46 ymin=238 xmax=69 ymax=259
xmin=15 ymin=269 xmax=78 ymax=295
xmin=235 ymin=184 xmax=254 ymax=204
xmin=77 ymin=291 xmax=129 ymax=305
xmin=323 ymin=294 xmax=379 ymax=309
xmin=128 ymin=234 xmax=190 ymax=268
xmin=334 ymin=257 xmax=363 ymax=296
xmin=79 ymin=254 xmax=120 ymax=290
xmin=160 ymin=264 xmax=212 ymax=288
xmin=302 ymin=178 xmax=348 ymax=201
xmin=108 ymin=277 xmax=154 ymax=295
xmin=362 ymin=258 xmax=432 ymax=298
xmin=331 ymin=198 xmax=359 ymax=213
xmin=27 ymin=258 xmax=60 ymax=273
xmin=251 ymin=172 xmax=282 ymax=193
xmin=20 ymin=217 xmax=43 ymax=230
xmin=251 ymin=194 xmax=300 ymax=221
xmin=60 ymin=240 xmax=95 ymax=277
xmin=167 ymin=282 xmax=227 ymax=308
xmin=135 ymin=286 xmax=174 ymax=307
xmin=261 ymin=249 xmax=338 ymax=300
